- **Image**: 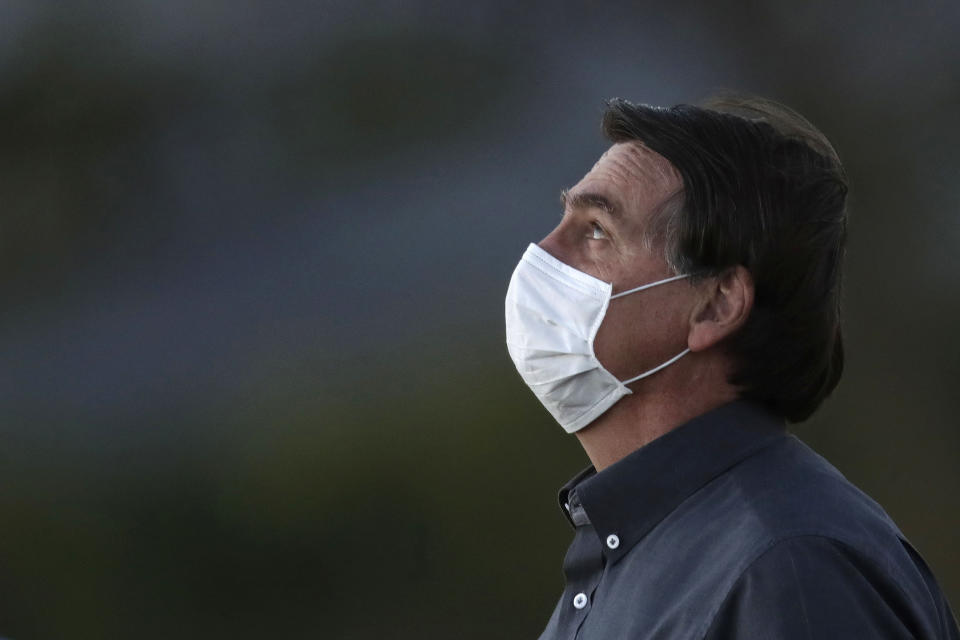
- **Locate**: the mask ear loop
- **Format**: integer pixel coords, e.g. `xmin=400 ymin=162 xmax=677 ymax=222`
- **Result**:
xmin=609 ymin=272 xmax=693 ymax=385
xmin=610 ymin=273 xmax=690 ymax=299
xmin=620 ymin=349 xmax=691 ymax=385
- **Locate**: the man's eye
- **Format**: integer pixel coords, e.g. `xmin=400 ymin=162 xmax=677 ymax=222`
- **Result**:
xmin=589 ymin=223 xmax=607 ymax=240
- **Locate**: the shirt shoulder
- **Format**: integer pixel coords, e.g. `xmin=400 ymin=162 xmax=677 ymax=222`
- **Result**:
xmin=641 ymin=435 xmax=957 ymax=639
xmin=702 ymin=535 xmax=960 ymax=639
xmin=693 ymin=433 xmax=903 ymax=548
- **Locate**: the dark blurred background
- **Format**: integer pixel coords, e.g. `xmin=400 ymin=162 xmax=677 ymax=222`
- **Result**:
xmin=0 ymin=1 xmax=957 ymax=638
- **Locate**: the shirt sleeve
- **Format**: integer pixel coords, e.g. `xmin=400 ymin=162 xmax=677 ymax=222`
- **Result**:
xmin=703 ymin=535 xmax=957 ymax=640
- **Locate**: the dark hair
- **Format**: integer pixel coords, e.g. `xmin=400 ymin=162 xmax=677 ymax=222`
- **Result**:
xmin=602 ymin=94 xmax=848 ymax=422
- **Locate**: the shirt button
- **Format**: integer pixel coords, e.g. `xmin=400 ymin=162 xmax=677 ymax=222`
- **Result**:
xmin=606 ymin=534 xmax=620 ymax=549
xmin=573 ymin=592 xmax=588 ymax=609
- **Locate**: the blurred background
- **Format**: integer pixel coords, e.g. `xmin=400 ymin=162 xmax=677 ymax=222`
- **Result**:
xmin=0 ymin=1 xmax=957 ymax=638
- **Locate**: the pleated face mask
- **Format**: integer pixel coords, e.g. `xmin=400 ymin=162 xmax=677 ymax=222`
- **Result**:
xmin=504 ymin=243 xmax=691 ymax=434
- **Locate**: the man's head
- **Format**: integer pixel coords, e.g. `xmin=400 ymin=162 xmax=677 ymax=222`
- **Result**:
xmin=539 ymin=95 xmax=847 ymax=424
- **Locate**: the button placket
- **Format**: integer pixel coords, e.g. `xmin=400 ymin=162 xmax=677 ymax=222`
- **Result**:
xmin=555 ymin=496 xmax=605 ymax=634
xmin=566 ymin=552 xmax=613 ymax=637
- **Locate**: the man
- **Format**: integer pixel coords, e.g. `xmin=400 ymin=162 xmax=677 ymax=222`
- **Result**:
xmin=504 ymin=95 xmax=959 ymax=639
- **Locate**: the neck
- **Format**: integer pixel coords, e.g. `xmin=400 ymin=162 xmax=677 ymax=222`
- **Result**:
xmin=574 ymin=355 xmax=738 ymax=471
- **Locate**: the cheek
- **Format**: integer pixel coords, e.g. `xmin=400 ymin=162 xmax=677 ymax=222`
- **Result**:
xmin=592 ymin=292 xmax=689 ymax=378
xmin=593 ymin=299 xmax=651 ymax=378
xmin=585 ymin=253 xmax=616 ymax=282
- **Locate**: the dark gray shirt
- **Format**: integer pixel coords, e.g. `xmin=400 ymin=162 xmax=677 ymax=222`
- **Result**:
xmin=538 ymin=401 xmax=959 ymax=639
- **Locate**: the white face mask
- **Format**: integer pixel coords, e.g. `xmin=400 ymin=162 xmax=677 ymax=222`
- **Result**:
xmin=504 ymin=243 xmax=691 ymax=434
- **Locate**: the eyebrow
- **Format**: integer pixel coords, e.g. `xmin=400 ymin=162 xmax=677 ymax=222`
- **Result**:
xmin=560 ymin=189 xmax=622 ymax=218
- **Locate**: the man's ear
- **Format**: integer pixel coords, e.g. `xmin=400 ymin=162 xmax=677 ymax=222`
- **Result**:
xmin=687 ymin=266 xmax=754 ymax=352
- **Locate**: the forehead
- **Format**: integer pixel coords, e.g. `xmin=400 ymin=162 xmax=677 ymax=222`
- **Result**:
xmin=574 ymin=141 xmax=682 ymax=219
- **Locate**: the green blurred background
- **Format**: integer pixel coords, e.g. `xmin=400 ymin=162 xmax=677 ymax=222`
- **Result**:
xmin=0 ymin=1 xmax=957 ymax=638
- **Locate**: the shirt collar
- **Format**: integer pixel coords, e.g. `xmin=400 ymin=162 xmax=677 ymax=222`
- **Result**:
xmin=556 ymin=400 xmax=787 ymax=565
